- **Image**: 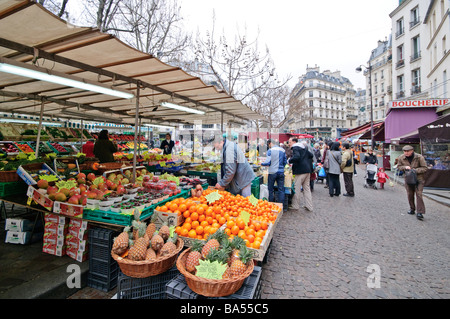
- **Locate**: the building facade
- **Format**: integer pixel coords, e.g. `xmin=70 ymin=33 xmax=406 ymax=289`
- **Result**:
xmin=355 ymin=88 xmax=367 ymax=126
xmin=285 ymin=65 xmax=356 ymax=139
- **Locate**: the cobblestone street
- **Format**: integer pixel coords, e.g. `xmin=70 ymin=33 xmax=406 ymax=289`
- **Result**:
xmin=260 ymin=166 xmax=450 ymax=299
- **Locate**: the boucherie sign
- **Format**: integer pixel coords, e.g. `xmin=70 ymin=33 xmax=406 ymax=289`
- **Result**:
xmin=389 ymin=98 xmax=449 ymax=109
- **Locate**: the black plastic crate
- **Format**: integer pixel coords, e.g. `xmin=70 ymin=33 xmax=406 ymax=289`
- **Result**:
xmin=117 ymin=266 xmax=180 ymax=299
xmin=87 ymin=227 xmax=120 ymax=292
xmin=165 ymin=266 xmax=262 ymax=299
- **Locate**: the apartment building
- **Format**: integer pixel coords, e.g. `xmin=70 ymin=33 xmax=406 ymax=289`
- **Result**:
xmin=355 ymin=89 xmax=367 ymax=126
xmin=285 ymin=65 xmax=356 ymax=139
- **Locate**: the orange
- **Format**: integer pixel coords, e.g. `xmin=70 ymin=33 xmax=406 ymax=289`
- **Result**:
xmin=180 ymin=228 xmax=189 ymax=237
xmin=183 ymin=210 xmax=190 ymax=218
xmin=212 ymin=222 xmax=220 ymax=229
xmin=185 ymin=217 xmax=192 ymax=225
xmin=238 ymin=230 xmax=246 ymax=239
xmin=225 ymin=228 xmax=231 ymax=236
xmin=175 ymin=226 xmax=182 ymax=234
xmin=206 ymin=216 xmax=213 ymax=225
xmin=188 ymin=229 xmax=197 ymax=238
xmin=218 ymin=217 xmax=226 ymax=225
xmin=191 ymin=220 xmax=200 ymax=229
xmin=200 ymin=220 xmax=209 ymax=228
xmin=237 ymin=219 xmax=246 ymax=230
xmin=247 ymin=234 xmax=255 ymax=243
xmin=196 ymin=206 xmax=205 ymax=215
xmin=203 ymin=225 xmax=211 ymax=234
xmin=169 ymin=203 xmax=178 ymax=211
xmin=190 ymin=212 xmax=199 ymax=221
xmin=195 ymin=226 xmax=204 ymax=235
xmin=227 ymin=220 xmax=235 ymax=229
xmin=261 ymin=221 xmax=268 ymax=230
xmin=182 ymin=222 xmax=192 ymax=231
xmin=174 ymin=210 xmax=181 ymax=216
xmin=159 ymin=206 xmax=168 ymax=212
xmin=189 ymin=205 xmax=197 ymax=213
xmin=231 ymin=225 xmax=240 ymax=235
xmin=178 ymin=204 xmax=187 ymax=213
xmin=246 ymin=228 xmax=255 ymax=236
xmin=252 ymin=240 xmax=261 ymax=249
xmin=198 ymin=215 xmax=206 ymax=223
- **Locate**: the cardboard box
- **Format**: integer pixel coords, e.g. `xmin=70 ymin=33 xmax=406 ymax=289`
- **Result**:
xmin=65 ymin=236 xmax=88 ymax=251
xmin=27 ymin=185 xmax=54 ymax=211
xmin=66 ymin=246 xmax=88 ymax=262
xmin=44 ymin=221 xmax=68 ymax=236
xmin=53 ymin=201 xmax=84 ymax=218
xmin=5 ymin=231 xmax=43 ymax=245
xmin=153 ymin=209 xmax=184 ymax=228
xmin=68 ymin=219 xmax=89 ymax=230
xmin=42 ymin=242 xmax=66 ymax=256
xmin=18 ymin=163 xmax=59 ymax=186
xmin=5 ymin=218 xmax=34 ymax=232
xmin=44 ymin=213 xmax=67 ymax=225
xmin=43 ymin=232 xmax=65 ymax=246
xmin=67 ymin=226 xmax=89 ymax=241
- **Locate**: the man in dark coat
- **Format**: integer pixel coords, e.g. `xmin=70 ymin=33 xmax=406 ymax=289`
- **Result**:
xmin=288 ymin=137 xmax=314 ymax=212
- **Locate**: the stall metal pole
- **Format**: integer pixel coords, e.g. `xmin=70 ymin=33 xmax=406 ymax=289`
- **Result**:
xmin=132 ymin=84 xmax=140 ymax=183
xmin=221 ymin=112 xmax=224 ymax=134
xmin=80 ymin=119 xmax=84 ymax=153
xmin=35 ymin=99 xmax=45 ymax=158
xmin=137 ymin=117 xmax=142 ymax=158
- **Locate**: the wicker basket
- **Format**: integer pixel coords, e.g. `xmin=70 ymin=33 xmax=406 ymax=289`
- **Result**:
xmin=111 ymin=238 xmax=184 ymax=278
xmin=22 ymin=162 xmax=46 ymax=172
xmin=0 ymin=170 xmax=19 ymax=182
xmin=97 ymin=162 xmax=124 ymax=174
xmin=176 ymin=248 xmax=255 ymax=297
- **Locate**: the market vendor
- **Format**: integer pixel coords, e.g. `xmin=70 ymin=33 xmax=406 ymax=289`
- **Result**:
xmin=93 ymin=130 xmax=118 ymax=163
xmin=214 ymin=134 xmax=255 ymax=197
xmin=160 ymin=133 xmax=175 ymax=155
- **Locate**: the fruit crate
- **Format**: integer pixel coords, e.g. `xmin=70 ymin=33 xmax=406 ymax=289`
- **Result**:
xmin=116 ymin=265 xmax=180 ymax=299
xmin=46 ymin=141 xmax=71 ymax=155
xmin=165 ymin=265 xmax=262 ymax=299
xmin=82 ymin=205 xmax=155 ymax=227
xmin=0 ymin=180 xmax=29 ymax=197
xmin=26 ymin=141 xmax=53 ymax=154
xmin=87 ymin=227 xmax=120 ymax=292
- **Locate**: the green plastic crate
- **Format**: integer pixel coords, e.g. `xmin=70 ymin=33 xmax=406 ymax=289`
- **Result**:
xmin=0 ymin=181 xmax=28 ymax=197
xmin=83 ymin=206 xmax=155 ymax=226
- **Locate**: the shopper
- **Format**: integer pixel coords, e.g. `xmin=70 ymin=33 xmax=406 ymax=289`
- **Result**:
xmin=93 ymin=130 xmax=118 ymax=163
xmin=327 ymin=142 xmax=342 ymax=197
xmin=363 ymin=148 xmax=378 ymax=165
xmin=214 ymin=135 xmax=255 ymax=197
xmin=321 ymin=141 xmax=332 ymax=188
xmin=341 ymin=143 xmax=355 ymax=197
xmin=288 ymin=137 xmax=313 ymax=212
xmin=160 ymin=133 xmax=175 ymax=155
xmin=396 ymin=145 xmax=428 ymax=220
xmin=261 ymin=139 xmax=287 ymax=204
xmin=376 ymin=167 xmax=390 ymax=189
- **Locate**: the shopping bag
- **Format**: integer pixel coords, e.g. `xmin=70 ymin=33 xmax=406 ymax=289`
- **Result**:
xmin=318 ymin=167 xmax=326 ymax=178
xmin=389 ymin=181 xmax=394 ymax=187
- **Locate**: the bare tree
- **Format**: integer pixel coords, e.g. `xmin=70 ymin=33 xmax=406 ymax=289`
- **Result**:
xmin=39 ymin=0 xmax=70 ymax=18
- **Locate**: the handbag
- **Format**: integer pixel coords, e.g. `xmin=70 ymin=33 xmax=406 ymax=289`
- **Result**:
xmin=404 ymin=169 xmax=418 ymax=186
xmin=345 ymin=151 xmax=353 ymax=167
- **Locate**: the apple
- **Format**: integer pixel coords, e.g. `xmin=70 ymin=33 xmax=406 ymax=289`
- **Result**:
xmin=77 ymin=177 xmax=86 ymax=185
xmin=87 ymin=192 xmax=98 ymax=199
xmin=79 ymin=185 xmax=87 ymax=193
xmin=87 ymin=173 xmax=96 ymax=181
xmin=37 ymin=179 xmax=49 ymax=189
xmin=79 ymin=195 xmax=88 ymax=206
xmin=77 ymin=173 xmax=86 ymax=179
xmin=116 ymin=185 xmax=125 ymax=195
xmin=68 ymin=195 xmax=80 ymax=205
xmin=69 ymin=187 xmax=80 ymax=197
xmin=47 ymin=186 xmax=58 ymax=195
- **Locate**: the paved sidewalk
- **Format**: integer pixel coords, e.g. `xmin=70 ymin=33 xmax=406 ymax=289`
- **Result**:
xmin=260 ymin=165 xmax=450 ymax=299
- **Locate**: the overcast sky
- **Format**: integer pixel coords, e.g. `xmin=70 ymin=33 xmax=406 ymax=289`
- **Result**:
xmin=178 ymin=0 xmax=399 ymax=90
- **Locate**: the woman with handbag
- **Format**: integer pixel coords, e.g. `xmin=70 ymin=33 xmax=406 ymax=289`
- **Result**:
xmin=327 ymin=142 xmax=342 ymax=197
xmin=396 ymin=145 xmax=428 ymax=220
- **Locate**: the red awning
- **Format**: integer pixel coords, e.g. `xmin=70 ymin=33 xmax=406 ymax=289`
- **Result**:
xmin=341 ymin=122 xmax=383 ymax=138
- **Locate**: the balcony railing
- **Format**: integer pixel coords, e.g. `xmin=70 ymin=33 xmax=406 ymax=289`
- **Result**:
xmin=396 ymin=91 xmax=405 ymax=99
xmin=411 ymin=85 xmax=421 ymax=95
xmin=410 ymin=17 xmax=420 ymax=29
xmin=396 ymin=59 xmax=405 ymax=68
xmin=410 ymin=51 xmax=421 ymax=62
xmin=395 ymin=28 xmax=404 ymax=38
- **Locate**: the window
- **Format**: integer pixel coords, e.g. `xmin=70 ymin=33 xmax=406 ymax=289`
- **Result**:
xmin=410 ymin=6 xmax=420 ymax=28
xmin=396 ymin=18 xmax=404 ymax=37
xmin=443 ymin=36 xmax=447 ymax=56
xmin=309 ymin=90 xmax=314 ymax=97
xmin=381 ymin=83 xmax=385 ymax=93
xmin=397 ymin=45 xmax=405 ymax=68
xmin=381 ymin=70 xmax=384 ymax=79
xmin=309 ymin=81 xmax=314 ymax=87
xmin=411 ymin=36 xmax=421 ymax=61
xmin=412 ymin=68 xmax=421 ymax=86
xmin=309 ymin=100 xmax=314 ymax=107
xmin=397 ymin=75 xmax=404 ymax=98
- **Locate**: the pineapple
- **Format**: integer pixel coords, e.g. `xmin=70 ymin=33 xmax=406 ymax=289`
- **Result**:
xmin=128 ymin=236 xmax=149 ymax=261
xmin=201 ymin=229 xmax=225 ymax=258
xmin=228 ymin=245 xmax=253 ymax=277
xmin=132 ymin=220 xmax=146 ymax=240
xmin=185 ymin=239 xmax=204 ymax=273
xmin=228 ymin=235 xmax=245 ymax=265
xmin=158 ymin=223 xmax=170 ymax=241
xmin=205 ymin=248 xmax=230 ymax=280
xmin=160 ymin=233 xmax=178 ymax=257
xmin=145 ymin=247 xmax=157 ymax=261
xmin=146 ymin=222 xmax=156 ymax=239
xmin=112 ymin=226 xmax=131 ymax=255
xmin=151 ymin=233 xmax=164 ymax=252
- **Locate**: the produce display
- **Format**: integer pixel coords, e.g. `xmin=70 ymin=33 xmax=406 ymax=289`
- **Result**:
xmin=193 ymin=163 xmax=220 ymax=173
xmin=0 ymin=124 xmax=19 ymax=137
xmin=0 ymin=142 xmax=20 ymax=154
xmin=48 ymin=142 xmax=70 ymax=154
xmin=27 ymin=141 xmax=52 ymax=154
xmin=14 ymin=142 xmax=34 ymax=153
xmin=112 ymin=219 xmax=178 ymax=261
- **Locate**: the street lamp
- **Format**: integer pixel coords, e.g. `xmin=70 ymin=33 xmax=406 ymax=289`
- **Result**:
xmin=356 ymin=63 xmax=375 ymax=149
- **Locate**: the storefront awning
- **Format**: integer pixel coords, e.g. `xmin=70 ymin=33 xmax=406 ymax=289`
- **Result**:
xmin=418 ymin=113 xmax=450 ymax=142
xmin=359 ymin=122 xmax=385 ymax=141
xmin=0 ymin=0 xmax=265 ymax=126
xmin=340 ymin=121 xmax=383 ymax=138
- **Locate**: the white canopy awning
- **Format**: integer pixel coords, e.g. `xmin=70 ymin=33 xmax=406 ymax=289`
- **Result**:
xmin=0 ymin=0 xmax=265 ymax=126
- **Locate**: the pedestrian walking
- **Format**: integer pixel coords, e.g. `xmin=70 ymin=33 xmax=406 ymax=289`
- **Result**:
xmin=341 ymin=143 xmax=355 ymax=197
xmin=376 ymin=167 xmax=390 ymax=189
xmin=327 ymin=142 xmax=342 ymax=197
xmin=396 ymin=145 xmax=428 ymax=220
xmin=288 ymin=137 xmax=314 ymax=212
xmin=363 ymin=148 xmax=377 ymax=165
xmin=261 ymin=139 xmax=287 ymax=204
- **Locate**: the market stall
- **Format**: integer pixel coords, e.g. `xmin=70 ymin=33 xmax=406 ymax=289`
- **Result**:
xmin=418 ymin=114 xmax=450 ymax=189
xmin=0 ymin=0 xmax=272 ymax=299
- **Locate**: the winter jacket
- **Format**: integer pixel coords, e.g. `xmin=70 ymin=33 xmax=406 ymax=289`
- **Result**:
xmin=288 ymin=143 xmax=313 ymax=175
xmin=327 ymin=150 xmax=342 ymax=175
xmin=396 ymin=152 xmax=428 ymax=182
xmin=219 ymin=140 xmax=256 ymax=194
xmin=363 ymin=153 xmax=378 ymax=165
xmin=261 ymin=146 xmax=287 ymax=174
xmin=94 ymin=139 xmax=118 ymax=163
xmin=340 ymin=150 xmax=354 ymax=173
